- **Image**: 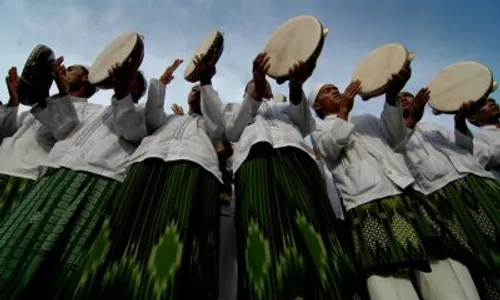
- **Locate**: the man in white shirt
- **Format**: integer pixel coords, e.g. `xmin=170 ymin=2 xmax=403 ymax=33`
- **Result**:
xmin=72 ymin=54 xmax=225 ymax=300
xmin=310 ymin=65 xmax=433 ymax=300
xmin=0 ymin=55 xmax=154 ymax=299
xmin=399 ymin=91 xmax=500 ymax=300
xmin=0 ymin=58 xmax=97 ymax=224
xmin=224 ymin=53 xmax=358 ymax=300
xmin=170 ymin=103 xmax=238 ymax=300
xmin=453 ymin=97 xmax=500 ymax=171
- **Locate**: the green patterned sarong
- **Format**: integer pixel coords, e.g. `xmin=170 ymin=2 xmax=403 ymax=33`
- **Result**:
xmin=347 ymin=193 xmax=431 ymax=275
xmin=72 ymin=158 xmax=221 ymax=300
xmin=235 ymin=143 xmax=361 ymax=300
xmin=410 ymin=175 xmax=500 ymax=300
xmin=0 ymin=174 xmax=34 ymax=224
xmin=0 ymin=168 xmax=119 ymax=300
xmin=412 ymin=175 xmax=500 ymax=274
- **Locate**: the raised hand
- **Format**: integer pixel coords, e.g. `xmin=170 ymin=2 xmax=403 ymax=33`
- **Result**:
xmin=288 ymin=60 xmax=314 ymax=89
xmin=386 ymin=64 xmax=412 ymax=98
xmin=252 ymin=52 xmax=270 ymax=100
xmin=5 ymin=67 xmax=20 ymax=107
xmin=455 ymin=100 xmax=477 ymax=120
xmin=160 ymin=58 xmax=183 ymax=85
xmin=408 ymin=87 xmax=430 ymax=126
xmin=194 ymin=54 xmax=216 ymax=85
xmin=339 ymin=80 xmax=362 ymax=114
xmin=108 ymin=59 xmax=135 ymax=99
xmin=52 ymin=56 xmax=69 ymax=96
xmin=171 ymin=103 xmax=184 ymax=116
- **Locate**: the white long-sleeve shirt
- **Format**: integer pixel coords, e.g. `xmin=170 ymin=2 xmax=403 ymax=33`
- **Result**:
xmin=312 ymin=103 xmax=415 ymax=211
xmin=0 ymin=105 xmax=18 ymax=143
xmin=404 ymin=123 xmax=497 ymax=195
xmin=117 ymin=84 xmax=226 ymax=182
xmin=311 ymin=136 xmax=344 ymax=219
xmin=224 ymin=88 xmax=315 ymax=173
xmin=41 ymin=79 xmax=165 ymax=182
xmin=0 ymin=95 xmax=83 ymax=180
xmin=455 ymin=125 xmax=500 ymax=171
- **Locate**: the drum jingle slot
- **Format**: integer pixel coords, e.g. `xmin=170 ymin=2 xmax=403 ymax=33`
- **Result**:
xmin=492 ymin=80 xmax=498 ymax=92
xmin=408 ymin=52 xmax=416 ymax=61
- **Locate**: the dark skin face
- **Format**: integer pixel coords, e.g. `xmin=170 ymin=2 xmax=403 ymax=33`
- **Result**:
xmin=188 ymin=84 xmax=201 ymax=115
xmin=397 ymin=92 xmax=415 ymax=119
xmin=313 ymin=84 xmax=341 ymax=116
xmin=469 ymin=98 xmax=500 ymax=126
xmin=66 ymin=65 xmax=87 ymax=93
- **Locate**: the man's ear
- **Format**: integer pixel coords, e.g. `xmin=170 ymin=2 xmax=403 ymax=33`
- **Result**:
xmin=467 ymin=114 xmax=479 ymax=126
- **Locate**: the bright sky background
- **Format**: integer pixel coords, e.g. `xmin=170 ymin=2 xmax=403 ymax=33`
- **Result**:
xmin=1 ymin=0 xmax=499 ymax=130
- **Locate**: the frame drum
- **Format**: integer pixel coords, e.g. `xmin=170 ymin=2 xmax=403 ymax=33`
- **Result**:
xmin=88 ymin=32 xmax=144 ymax=89
xmin=263 ymin=15 xmax=328 ymax=84
xmin=428 ymin=61 xmax=497 ymax=113
xmin=184 ymin=30 xmax=224 ymax=83
xmin=351 ymin=43 xmax=415 ymax=100
xmin=17 ymin=45 xmax=55 ymax=106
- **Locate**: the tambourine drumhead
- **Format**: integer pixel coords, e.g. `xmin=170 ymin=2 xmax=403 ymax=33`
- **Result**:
xmin=428 ymin=61 xmax=494 ymax=113
xmin=88 ymin=32 xmax=140 ymax=85
xmin=264 ymin=15 xmax=323 ymax=78
xmin=184 ymin=30 xmax=223 ymax=82
xmin=351 ymin=43 xmax=411 ymax=98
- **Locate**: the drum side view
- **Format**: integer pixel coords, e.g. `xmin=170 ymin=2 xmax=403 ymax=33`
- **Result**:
xmin=427 ymin=61 xmax=494 ymax=113
xmin=351 ymin=43 xmax=414 ymax=100
xmin=184 ymin=30 xmax=224 ymax=83
xmin=88 ymin=32 xmax=144 ymax=89
xmin=17 ymin=45 xmax=56 ymax=106
xmin=263 ymin=15 xmax=327 ymax=84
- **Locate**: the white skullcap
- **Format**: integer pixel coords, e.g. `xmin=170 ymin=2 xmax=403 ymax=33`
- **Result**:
xmin=307 ymin=83 xmax=327 ymax=108
xmin=82 ymin=65 xmax=91 ymax=72
xmin=70 ymin=64 xmax=91 ymax=73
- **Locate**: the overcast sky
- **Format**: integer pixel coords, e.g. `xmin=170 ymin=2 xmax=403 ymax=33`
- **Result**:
xmin=1 ymin=0 xmax=498 ymax=130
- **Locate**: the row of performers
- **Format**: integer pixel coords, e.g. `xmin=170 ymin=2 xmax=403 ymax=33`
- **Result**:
xmin=0 ymin=50 xmax=499 ymax=300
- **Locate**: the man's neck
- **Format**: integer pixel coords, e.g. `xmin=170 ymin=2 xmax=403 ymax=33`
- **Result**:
xmin=481 ymin=118 xmax=500 ymax=128
xmin=324 ymin=111 xmax=336 ymax=119
xmin=70 ymin=91 xmax=85 ymax=98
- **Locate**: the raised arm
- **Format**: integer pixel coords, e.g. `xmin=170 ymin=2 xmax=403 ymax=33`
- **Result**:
xmin=145 ymin=58 xmax=184 ymax=133
xmin=287 ymin=60 xmax=317 ymax=137
xmin=311 ymin=117 xmax=355 ymax=161
xmin=286 ymin=90 xmax=315 ymax=137
xmin=455 ymin=105 xmax=500 ymax=170
xmin=382 ymin=64 xmax=413 ymax=150
xmin=29 ymin=57 xmax=82 ymax=141
xmin=454 ymin=100 xmax=480 ymax=154
xmin=380 ymin=101 xmax=410 ymax=150
xmin=31 ymin=94 xmax=80 ymax=141
xmin=200 ymin=85 xmax=225 ymax=141
xmin=111 ymin=94 xmax=148 ymax=143
xmin=1 ymin=68 xmax=21 ymax=140
xmin=225 ymin=53 xmax=273 ymax=142
xmin=225 ymin=92 xmax=261 ymax=142
xmin=145 ymin=78 xmax=167 ymax=133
